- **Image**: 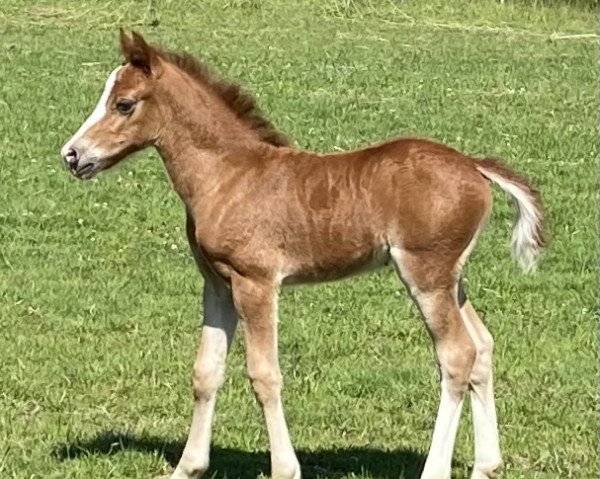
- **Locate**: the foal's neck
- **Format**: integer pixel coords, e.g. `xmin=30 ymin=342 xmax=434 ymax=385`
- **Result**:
xmin=154 ymin=69 xmax=269 ymax=206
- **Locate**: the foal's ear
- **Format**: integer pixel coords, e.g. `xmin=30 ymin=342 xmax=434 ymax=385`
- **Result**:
xmin=119 ymin=29 xmax=162 ymax=77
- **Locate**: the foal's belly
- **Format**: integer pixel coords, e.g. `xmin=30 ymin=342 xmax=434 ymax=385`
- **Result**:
xmin=280 ymin=243 xmax=392 ymax=286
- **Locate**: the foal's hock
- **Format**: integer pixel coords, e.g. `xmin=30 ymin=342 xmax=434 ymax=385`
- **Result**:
xmin=60 ymin=31 xmax=546 ymax=479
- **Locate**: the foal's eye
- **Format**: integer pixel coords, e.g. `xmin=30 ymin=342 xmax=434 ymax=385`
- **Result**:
xmin=116 ymin=99 xmax=136 ymax=115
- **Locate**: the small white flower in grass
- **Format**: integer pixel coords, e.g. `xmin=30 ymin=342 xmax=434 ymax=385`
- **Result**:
xmin=171 ymin=244 xmax=178 ymax=251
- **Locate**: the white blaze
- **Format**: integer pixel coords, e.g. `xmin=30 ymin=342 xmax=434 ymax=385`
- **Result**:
xmin=61 ymin=66 xmax=122 ymax=157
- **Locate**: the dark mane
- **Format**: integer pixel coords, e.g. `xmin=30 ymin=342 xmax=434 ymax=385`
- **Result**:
xmin=155 ymin=47 xmax=290 ymax=147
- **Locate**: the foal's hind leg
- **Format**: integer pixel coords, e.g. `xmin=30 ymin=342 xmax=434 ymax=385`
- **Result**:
xmin=391 ymin=248 xmax=476 ymax=479
xmin=460 ymin=299 xmax=503 ymax=478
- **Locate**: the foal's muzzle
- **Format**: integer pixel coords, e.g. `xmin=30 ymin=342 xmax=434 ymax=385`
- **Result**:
xmin=64 ymin=147 xmax=79 ymax=170
xmin=61 ymin=147 xmax=98 ymax=180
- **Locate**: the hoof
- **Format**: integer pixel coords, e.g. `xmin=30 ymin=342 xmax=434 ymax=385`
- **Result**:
xmin=272 ymin=461 xmax=301 ymax=479
xmin=471 ymin=461 xmax=503 ymax=479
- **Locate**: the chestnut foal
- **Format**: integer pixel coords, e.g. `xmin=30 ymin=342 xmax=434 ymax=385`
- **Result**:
xmin=60 ymin=31 xmax=545 ymax=479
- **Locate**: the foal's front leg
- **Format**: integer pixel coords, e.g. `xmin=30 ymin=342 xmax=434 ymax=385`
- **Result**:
xmin=170 ymin=280 xmax=238 ymax=479
xmin=230 ymin=274 xmax=301 ymax=479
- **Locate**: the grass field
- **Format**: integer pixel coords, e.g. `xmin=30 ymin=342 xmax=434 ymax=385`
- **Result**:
xmin=0 ymin=1 xmax=597 ymax=478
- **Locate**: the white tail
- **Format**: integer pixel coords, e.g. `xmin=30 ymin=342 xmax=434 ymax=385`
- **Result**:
xmin=476 ymin=159 xmax=546 ymax=272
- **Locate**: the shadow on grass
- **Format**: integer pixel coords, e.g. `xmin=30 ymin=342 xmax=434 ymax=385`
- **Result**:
xmin=53 ymin=431 xmax=426 ymax=478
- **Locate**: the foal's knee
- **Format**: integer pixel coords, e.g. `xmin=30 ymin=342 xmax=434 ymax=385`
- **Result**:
xmin=192 ymin=361 xmax=224 ymax=401
xmin=438 ymin=339 xmax=477 ymax=397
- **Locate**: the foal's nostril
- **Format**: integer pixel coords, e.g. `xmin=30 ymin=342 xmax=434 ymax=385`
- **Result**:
xmin=65 ymin=148 xmax=79 ymax=169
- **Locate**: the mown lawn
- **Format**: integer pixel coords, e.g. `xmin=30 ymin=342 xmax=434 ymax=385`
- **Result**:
xmin=0 ymin=1 xmax=597 ymax=478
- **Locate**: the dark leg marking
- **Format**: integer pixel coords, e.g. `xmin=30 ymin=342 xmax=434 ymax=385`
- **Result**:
xmin=457 ymin=277 xmax=467 ymax=308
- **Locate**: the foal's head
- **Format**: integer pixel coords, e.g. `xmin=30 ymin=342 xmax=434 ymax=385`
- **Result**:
xmin=60 ymin=31 xmax=168 ymax=179
xmin=61 ymin=31 xmax=288 ymax=180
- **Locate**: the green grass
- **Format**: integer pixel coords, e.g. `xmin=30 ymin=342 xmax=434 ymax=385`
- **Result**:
xmin=0 ymin=0 xmax=597 ymax=478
